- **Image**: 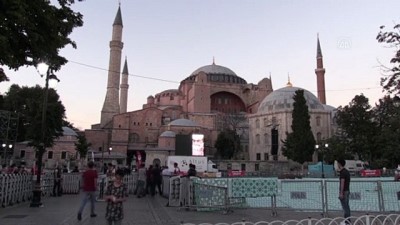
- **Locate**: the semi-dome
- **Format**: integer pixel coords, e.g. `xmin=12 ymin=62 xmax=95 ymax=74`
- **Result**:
xmin=62 ymin=126 xmax=78 ymax=136
xmin=160 ymin=130 xmax=176 ymax=138
xmin=184 ymin=63 xmax=247 ymax=84
xmin=169 ymin=118 xmax=198 ymax=127
xmin=258 ymin=86 xmax=324 ymax=114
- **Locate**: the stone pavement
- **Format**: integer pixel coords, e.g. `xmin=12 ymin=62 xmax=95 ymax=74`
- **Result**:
xmin=0 ymin=194 xmax=369 ymax=225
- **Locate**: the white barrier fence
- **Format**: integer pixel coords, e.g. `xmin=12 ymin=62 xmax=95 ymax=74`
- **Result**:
xmin=0 ymin=173 xmax=136 ymax=207
xmin=180 ymin=214 xmax=400 ymax=225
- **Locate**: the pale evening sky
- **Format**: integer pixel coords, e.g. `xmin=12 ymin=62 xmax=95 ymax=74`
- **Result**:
xmin=1 ymin=0 xmax=399 ymax=130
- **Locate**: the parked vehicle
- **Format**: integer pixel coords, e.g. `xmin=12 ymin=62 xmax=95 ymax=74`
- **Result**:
xmin=334 ymin=160 xmax=366 ymax=175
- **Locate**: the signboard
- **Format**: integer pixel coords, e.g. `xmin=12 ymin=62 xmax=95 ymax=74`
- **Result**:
xmin=228 ymin=170 xmax=245 ymax=177
xmin=192 ymin=134 xmax=204 ymax=156
xmin=360 ymin=169 xmax=381 ymax=177
xmin=167 ymin=156 xmax=207 ymax=173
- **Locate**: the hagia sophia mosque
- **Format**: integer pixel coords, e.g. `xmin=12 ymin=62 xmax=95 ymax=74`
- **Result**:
xmin=82 ymin=6 xmax=336 ymax=171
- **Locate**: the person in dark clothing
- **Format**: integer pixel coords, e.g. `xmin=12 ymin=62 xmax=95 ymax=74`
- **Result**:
xmin=145 ymin=165 xmax=153 ymax=196
xmin=187 ymin=164 xmax=197 ymax=177
xmin=337 ymin=159 xmax=351 ymax=224
xmin=151 ymin=164 xmax=162 ymax=196
xmin=53 ymin=165 xmax=63 ymax=196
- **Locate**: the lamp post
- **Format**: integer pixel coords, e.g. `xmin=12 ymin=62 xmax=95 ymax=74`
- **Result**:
xmin=30 ymin=62 xmax=59 ymax=207
xmin=316 ymin=143 xmax=329 ymax=179
xmin=2 ymin=143 xmax=13 ymax=165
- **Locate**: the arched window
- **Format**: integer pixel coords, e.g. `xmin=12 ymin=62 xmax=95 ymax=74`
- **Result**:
xmin=256 ymin=134 xmax=260 ymax=144
xmin=129 ymin=133 xmax=140 ymax=143
xmin=263 ymin=118 xmax=268 ymax=127
xmin=256 ymin=119 xmax=260 ymax=129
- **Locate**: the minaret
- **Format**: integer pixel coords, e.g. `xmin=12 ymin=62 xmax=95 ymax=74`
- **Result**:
xmin=120 ymin=57 xmax=129 ymax=113
xmin=100 ymin=6 xmax=124 ymax=127
xmin=315 ymin=34 xmax=326 ymax=104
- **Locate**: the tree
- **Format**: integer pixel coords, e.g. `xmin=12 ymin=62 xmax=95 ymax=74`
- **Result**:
xmin=334 ymin=94 xmax=377 ymax=162
xmin=0 ymin=0 xmax=84 ymax=79
xmin=282 ymin=90 xmax=315 ymax=164
xmin=377 ymin=24 xmax=400 ymax=95
xmin=372 ymin=95 xmax=400 ymax=168
xmin=75 ymin=134 xmax=91 ymax=159
xmin=214 ymin=129 xmax=241 ymax=159
xmin=1 ymin=84 xmax=65 ymax=148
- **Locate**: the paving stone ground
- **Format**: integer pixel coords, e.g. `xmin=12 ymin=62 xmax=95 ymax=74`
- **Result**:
xmin=0 ymin=194 xmax=376 ymax=225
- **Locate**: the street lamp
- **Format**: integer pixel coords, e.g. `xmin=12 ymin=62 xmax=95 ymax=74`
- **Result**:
xmin=30 ymin=62 xmax=59 ymax=208
xmin=2 ymin=143 xmax=13 ymax=165
xmin=316 ymin=143 xmax=329 ymax=179
xmin=108 ymin=147 xmax=112 ymax=155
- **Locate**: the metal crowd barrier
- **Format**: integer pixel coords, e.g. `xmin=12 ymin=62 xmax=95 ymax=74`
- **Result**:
xmin=0 ymin=174 xmax=33 ymax=207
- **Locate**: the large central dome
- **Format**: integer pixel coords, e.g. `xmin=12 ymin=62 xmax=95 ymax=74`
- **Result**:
xmin=191 ymin=64 xmax=237 ymax=76
xmin=184 ymin=63 xmax=247 ymax=84
xmin=258 ymin=86 xmax=324 ymax=114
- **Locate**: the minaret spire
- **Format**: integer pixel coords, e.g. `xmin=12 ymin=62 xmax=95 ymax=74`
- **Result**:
xmin=315 ymin=34 xmax=326 ymax=104
xmin=101 ymin=6 xmax=124 ymax=127
xmin=120 ymin=57 xmax=129 ymax=113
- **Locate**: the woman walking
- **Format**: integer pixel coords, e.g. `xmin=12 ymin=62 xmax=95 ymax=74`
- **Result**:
xmin=105 ymin=169 xmax=128 ymax=225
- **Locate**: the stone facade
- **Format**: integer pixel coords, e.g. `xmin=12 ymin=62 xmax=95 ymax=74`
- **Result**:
xmin=12 ymin=127 xmax=78 ymax=169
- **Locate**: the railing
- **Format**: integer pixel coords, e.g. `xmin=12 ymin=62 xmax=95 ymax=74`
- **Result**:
xmin=167 ymin=177 xmax=400 ymax=214
xmin=180 ymin=214 xmax=400 ymax=225
xmin=0 ymin=172 xmax=136 ymax=207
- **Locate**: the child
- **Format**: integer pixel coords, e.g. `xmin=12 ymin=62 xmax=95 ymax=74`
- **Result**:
xmin=105 ymin=169 xmax=128 ymax=225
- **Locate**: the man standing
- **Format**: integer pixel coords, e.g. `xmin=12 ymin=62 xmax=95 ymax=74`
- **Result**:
xmin=77 ymin=161 xmax=98 ymax=221
xmin=337 ymin=159 xmax=351 ymax=224
xmin=53 ymin=165 xmax=62 ymax=197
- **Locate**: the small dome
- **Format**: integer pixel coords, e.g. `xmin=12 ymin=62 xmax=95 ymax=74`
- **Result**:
xmin=62 ymin=127 xmax=78 ymax=136
xmin=169 ymin=118 xmax=197 ymax=127
xmin=258 ymin=86 xmax=324 ymax=114
xmin=160 ymin=131 xmax=176 ymax=138
xmin=147 ymin=95 xmax=154 ymax=99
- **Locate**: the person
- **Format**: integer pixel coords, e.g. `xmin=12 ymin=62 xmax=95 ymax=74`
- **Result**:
xmin=107 ymin=163 xmax=116 ymax=182
xmin=62 ymin=165 xmax=68 ymax=173
xmin=53 ymin=165 xmax=63 ymax=197
xmin=72 ymin=166 xmax=79 ymax=173
xmin=173 ymin=162 xmax=180 ymax=175
xmin=151 ymin=164 xmax=162 ymax=196
xmin=337 ymin=159 xmax=351 ymax=225
xmin=105 ymin=168 xmax=128 ymax=225
xmin=102 ymin=163 xmax=108 ymax=174
xmin=187 ymin=163 xmax=197 ymax=177
xmin=77 ymin=161 xmax=98 ymax=221
xmin=136 ymin=164 xmax=146 ymax=198
xmin=145 ymin=165 xmax=154 ymax=195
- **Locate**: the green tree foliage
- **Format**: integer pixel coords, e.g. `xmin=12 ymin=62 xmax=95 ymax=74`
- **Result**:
xmin=0 ymin=0 xmax=84 ymax=78
xmin=334 ymin=94 xmax=377 ymax=162
xmin=282 ymin=90 xmax=316 ymax=164
xmin=377 ymin=24 xmax=400 ymax=95
xmin=214 ymin=129 xmax=241 ymax=159
xmin=1 ymin=84 xmax=65 ymax=149
xmin=75 ymin=134 xmax=91 ymax=159
xmin=372 ymin=96 xmax=400 ymax=168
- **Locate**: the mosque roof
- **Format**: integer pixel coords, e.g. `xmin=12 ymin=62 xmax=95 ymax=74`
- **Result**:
xmin=191 ymin=63 xmax=237 ymax=76
xmin=160 ymin=131 xmax=176 ymax=137
xmin=169 ymin=118 xmax=198 ymax=127
xmin=62 ymin=127 xmax=78 ymax=136
xmin=183 ymin=62 xmax=247 ymax=84
xmin=258 ymin=86 xmax=324 ymax=114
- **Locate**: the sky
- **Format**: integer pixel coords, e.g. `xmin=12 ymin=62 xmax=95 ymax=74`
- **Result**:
xmin=1 ymin=0 xmax=400 ymax=130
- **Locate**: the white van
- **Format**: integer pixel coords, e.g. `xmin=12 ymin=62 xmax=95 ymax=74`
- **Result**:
xmin=334 ymin=160 xmax=365 ymax=174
